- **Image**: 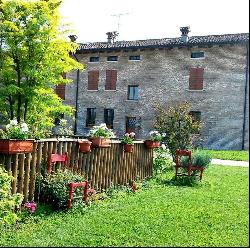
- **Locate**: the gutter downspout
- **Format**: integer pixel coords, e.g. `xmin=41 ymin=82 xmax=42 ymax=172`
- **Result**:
xmin=242 ymin=44 xmax=249 ymax=150
xmin=72 ymin=53 xmax=80 ymax=135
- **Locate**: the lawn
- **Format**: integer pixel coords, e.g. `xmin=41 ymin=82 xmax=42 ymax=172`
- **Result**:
xmin=202 ymin=149 xmax=249 ymax=161
xmin=0 ymin=165 xmax=249 ymax=247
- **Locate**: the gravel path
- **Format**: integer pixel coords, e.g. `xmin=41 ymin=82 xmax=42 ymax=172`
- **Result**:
xmin=211 ymin=159 xmax=249 ymax=167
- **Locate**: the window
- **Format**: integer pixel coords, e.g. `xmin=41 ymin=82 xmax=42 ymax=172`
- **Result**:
xmin=105 ymin=70 xmax=117 ymax=90
xmin=126 ymin=117 xmax=136 ymax=133
xmin=55 ymin=73 xmax=66 ymax=99
xmin=191 ymin=52 xmax=204 ymax=58
xmin=54 ymin=114 xmax=64 ymax=126
xmin=128 ymin=86 xmax=139 ymax=100
xmin=88 ymin=70 xmax=99 ymax=90
xmin=189 ymin=68 xmax=204 ymax=90
xmin=129 ymin=55 xmax=140 ymax=61
xmin=189 ymin=111 xmax=201 ymax=123
xmin=107 ymin=56 xmax=118 ymax=62
xmin=89 ymin=57 xmax=99 ymax=62
xmin=86 ymin=108 xmax=96 ymax=127
xmin=104 ymin=109 xmax=114 ymax=129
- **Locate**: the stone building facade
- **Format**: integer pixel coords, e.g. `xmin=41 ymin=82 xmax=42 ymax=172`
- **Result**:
xmin=63 ymin=28 xmax=249 ymax=150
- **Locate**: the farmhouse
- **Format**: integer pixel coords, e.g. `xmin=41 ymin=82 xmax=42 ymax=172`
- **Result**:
xmin=59 ymin=27 xmax=249 ymax=150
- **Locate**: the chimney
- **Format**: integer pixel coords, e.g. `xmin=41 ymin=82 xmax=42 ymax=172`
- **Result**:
xmin=69 ymin=35 xmax=78 ymax=42
xmin=180 ymin=26 xmax=190 ymax=42
xmin=106 ymin=31 xmax=119 ymax=43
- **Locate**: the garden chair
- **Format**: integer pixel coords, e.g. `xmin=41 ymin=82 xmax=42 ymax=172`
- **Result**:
xmin=47 ymin=153 xmax=96 ymax=208
xmin=175 ymin=149 xmax=204 ymax=181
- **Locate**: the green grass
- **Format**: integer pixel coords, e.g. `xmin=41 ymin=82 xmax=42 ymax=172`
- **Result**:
xmin=0 ymin=165 xmax=249 ymax=247
xmin=202 ymin=149 xmax=249 ymax=161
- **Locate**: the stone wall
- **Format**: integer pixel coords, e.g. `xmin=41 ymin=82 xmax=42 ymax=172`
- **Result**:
xmin=65 ymin=43 xmax=249 ymax=150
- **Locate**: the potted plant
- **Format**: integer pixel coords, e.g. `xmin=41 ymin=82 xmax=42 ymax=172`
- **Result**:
xmin=0 ymin=119 xmax=34 ymax=154
xmin=144 ymin=130 xmax=164 ymax=149
xmin=88 ymin=123 xmax=116 ymax=148
xmin=78 ymin=139 xmax=92 ymax=153
xmin=120 ymin=132 xmax=135 ymax=153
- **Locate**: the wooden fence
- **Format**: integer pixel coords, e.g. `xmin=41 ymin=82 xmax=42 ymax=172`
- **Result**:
xmin=0 ymin=139 xmax=153 ymax=202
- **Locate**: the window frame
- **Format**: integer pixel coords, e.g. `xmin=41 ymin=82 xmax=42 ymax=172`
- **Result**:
xmin=89 ymin=56 xmax=100 ymax=63
xmin=191 ymin=51 xmax=205 ymax=59
xmin=107 ymin=56 xmax=118 ymax=62
xmin=86 ymin=108 xmax=96 ymax=127
xmin=127 ymin=85 xmax=139 ymax=101
xmin=128 ymin=55 xmax=141 ymax=61
xmin=104 ymin=108 xmax=114 ymax=129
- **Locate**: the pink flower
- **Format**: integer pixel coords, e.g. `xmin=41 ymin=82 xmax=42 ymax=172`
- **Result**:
xmin=24 ymin=202 xmax=37 ymax=213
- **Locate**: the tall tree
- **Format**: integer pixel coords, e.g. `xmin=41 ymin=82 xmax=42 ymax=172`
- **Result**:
xmin=0 ymin=0 xmax=83 ymax=137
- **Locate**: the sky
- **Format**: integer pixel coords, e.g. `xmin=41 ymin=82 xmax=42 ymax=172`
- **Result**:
xmin=59 ymin=0 xmax=249 ymax=43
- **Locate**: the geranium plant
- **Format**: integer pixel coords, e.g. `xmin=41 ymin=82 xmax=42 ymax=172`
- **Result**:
xmin=120 ymin=132 xmax=135 ymax=145
xmin=148 ymin=131 xmax=165 ymax=142
xmin=89 ymin=123 xmax=116 ymax=138
xmin=0 ymin=119 xmax=30 ymax=140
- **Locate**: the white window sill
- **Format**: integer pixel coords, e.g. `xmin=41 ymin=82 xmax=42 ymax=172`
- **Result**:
xmin=186 ymin=89 xmax=206 ymax=92
xmin=87 ymin=90 xmax=99 ymax=92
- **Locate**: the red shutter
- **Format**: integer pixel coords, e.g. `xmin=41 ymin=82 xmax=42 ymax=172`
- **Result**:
xmin=55 ymin=84 xmax=66 ymax=100
xmin=55 ymin=73 xmax=66 ymax=99
xmin=88 ymin=71 xmax=99 ymax=90
xmin=106 ymin=70 xmax=117 ymax=90
xmin=189 ymin=68 xmax=204 ymax=90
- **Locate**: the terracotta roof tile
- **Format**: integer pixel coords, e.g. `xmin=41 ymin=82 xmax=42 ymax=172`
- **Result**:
xmin=77 ymin=33 xmax=249 ymax=52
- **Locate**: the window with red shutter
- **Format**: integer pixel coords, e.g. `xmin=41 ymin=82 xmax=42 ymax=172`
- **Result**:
xmin=55 ymin=73 xmax=66 ymax=99
xmin=88 ymin=71 xmax=99 ymax=90
xmin=105 ymin=70 xmax=117 ymax=90
xmin=55 ymin=84 xmax=66 ymax=100
xmin=189 ymin=68 xmax=204 ymax=90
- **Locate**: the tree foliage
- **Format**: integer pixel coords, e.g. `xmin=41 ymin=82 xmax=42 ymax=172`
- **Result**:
xmin=154 ymin=102 xmax=202 ymax=160
xmin=0 ymin=0 xmax=83 ymax=138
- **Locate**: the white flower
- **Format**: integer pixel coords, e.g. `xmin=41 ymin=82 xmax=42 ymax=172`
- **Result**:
xmin=99 ymin=123 xmax=107 ymax=128
xmin=6 ymin=124 xmax=11 ymax=130
xmin=21 ymin=123 xmax=29 ymax=132
xmin=60 ymin=119 xmax=67 ymax=126
xmin=130 ymin=132 xmax=135 ymax=138
xmin=161 ymin=144 xmax=166 ymax=150
xmin=162 ymin=133 xmax=166 ymax=137
xmin=10 ymin=119 xmax=18 ymax=126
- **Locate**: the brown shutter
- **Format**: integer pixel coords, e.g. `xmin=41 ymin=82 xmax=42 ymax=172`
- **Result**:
xmin=189 ymin=68 xmax=204 ymax=90
xmin=106 ymin=70 xmax=117 ymax=90
xmin=55 ymin=84 xmax=66 ymax=100
xmin=88 ymin=71 xmax=99 ymax=90
xmin=55 ymin=73 xmax=66 ymax=99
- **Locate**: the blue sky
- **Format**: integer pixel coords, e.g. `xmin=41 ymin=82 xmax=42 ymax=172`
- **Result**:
xmin=60 ymin=0 xmax=249 ymax=43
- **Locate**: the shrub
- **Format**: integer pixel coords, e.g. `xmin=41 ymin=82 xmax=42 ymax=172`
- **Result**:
xmin=153 ymin=146 xmax=174 ymax=175
xmin=37 ymin=169 xmax=86 ymax=209
xmin=181 ymin=150 xmax=212 ymax=168
xmin=0 ymin=167 xmax=23 ymax=227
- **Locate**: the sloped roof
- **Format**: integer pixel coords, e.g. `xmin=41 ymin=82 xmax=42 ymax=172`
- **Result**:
xmin=77 ymin=33 xmax=249 ymax=53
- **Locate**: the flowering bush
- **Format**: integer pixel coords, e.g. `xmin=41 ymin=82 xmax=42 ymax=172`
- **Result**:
xmin=24 ymin=202 xmax=37 ymax=213
xmin=120 ymin=132 xmax=135 ymax=145
xmin=148 ymin=131 xmax=165 ymax=142
xmin=89 ymin=123 xmax=116 ymax=138
xmin=0 ymin=119 xmax=30 ymax=140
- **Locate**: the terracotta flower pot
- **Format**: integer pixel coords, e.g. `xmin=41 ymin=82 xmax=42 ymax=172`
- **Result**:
xmin=89 ymin=137 xmax=111 ymax=148
xmin=78 ymin=140 xmax=92 ymax=153
xmin=124 ymin=144 xmax=134 ymax=153
xmin=0 ymin=139 xmax=34 ymax=154
xmin=144 ymin=140 xmax=161 ymax=149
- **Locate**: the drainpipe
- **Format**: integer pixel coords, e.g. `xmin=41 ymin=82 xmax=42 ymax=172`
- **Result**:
xmin=242 ymin=44 xmax=249 ymax=150
xmin=73 ymin=54 xmax=80 ymax=135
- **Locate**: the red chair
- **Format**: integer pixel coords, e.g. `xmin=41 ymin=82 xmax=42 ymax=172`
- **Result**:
xmin=175 ymin=149 xmax=204 ymax=181
xmin=47 ymin=153 xmax=68 ymax=174
xmin=47 ymin=153 xmax=90 ymax=208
